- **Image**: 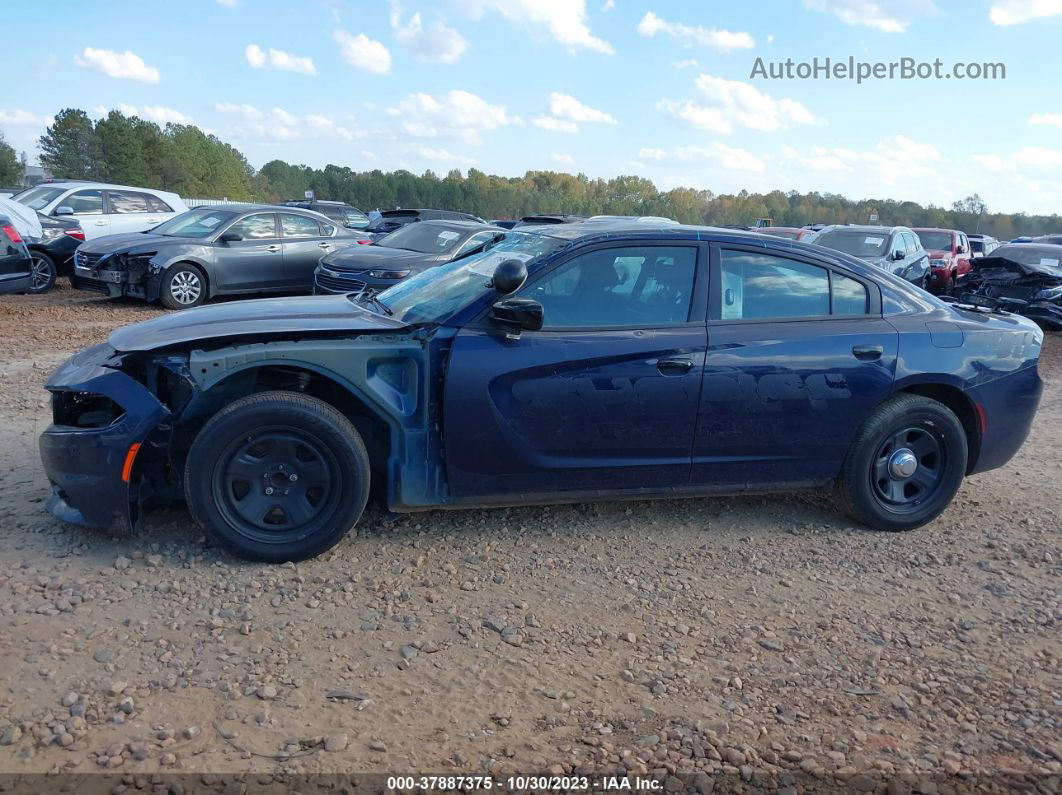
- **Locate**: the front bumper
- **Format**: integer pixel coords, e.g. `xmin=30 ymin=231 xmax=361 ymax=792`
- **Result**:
xmin=927 ymin=266 xmax=952 ymax=293
xmin=38 ymin=344 xmax=171 ymax=529
xmin=313 ymin=265 xmax=406 ymax=295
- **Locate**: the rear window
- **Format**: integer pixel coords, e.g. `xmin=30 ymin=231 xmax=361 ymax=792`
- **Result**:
xmin=815 ymin=230 xmax=888 ymax=258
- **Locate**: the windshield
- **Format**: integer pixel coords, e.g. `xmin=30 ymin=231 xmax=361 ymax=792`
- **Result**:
xmin=377 ymin=223 xmax=468 ymax=254
xmin=12 ymin=186 xmax=65 ymax=210
xmin=970 ymin=239 xmax=984 ymax=253
xmin=377 ymin=231 xmax=562 ymax=323
xmin=815 ymin=230 xmax=889 ymax=258
xmin=152 ymin=208 xmax=237 ymax=237
xmin=916 ymin=231 xmax=953 ymax=251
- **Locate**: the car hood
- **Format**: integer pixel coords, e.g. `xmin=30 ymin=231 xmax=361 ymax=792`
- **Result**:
xmin=926 ymin=249 xmax=951 ymax=259
xmin=80 ymin=232 xmax=185 ymax=255
xmin=108 ymin=295 xmax=411 ymax=352
xmin=322 ymin=245 xmax=438 ymax=271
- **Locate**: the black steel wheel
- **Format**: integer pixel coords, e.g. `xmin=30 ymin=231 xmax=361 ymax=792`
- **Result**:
xmin=185 ymin=391 xmax=370 ymax=562
xmin=838 ymin=394 xmax=968 ymax=531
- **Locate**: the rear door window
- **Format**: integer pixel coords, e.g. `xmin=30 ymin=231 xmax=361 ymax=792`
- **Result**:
xmin=280 ymin=213 xmax=322 ymax=238
xmin=107 ymin=191 xmax=151 ymax=214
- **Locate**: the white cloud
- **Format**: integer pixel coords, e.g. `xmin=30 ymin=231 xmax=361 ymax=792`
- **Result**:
xmin=244 ymin=44 xmax=316 ymax=75
xmin=391 ymin=6 xmax=469 ymax=63
xmin=333 ymin=30 xmax=392 ymax=75
xmin=215 ymin=103 xmax=358 ymax=143
xmin=547 ymin=93 xmax=616 ymax=124
xmin=602 ymin=0 xmax=615 ymax=9
xmin=673 ymin=58 xmax=701 ymax=70
xmin=457 ymin=0 xmax=613 ymax=54
xmin=780 ymin=136 xmax=942 ymax=185
xmin=214 ymin=102 xmax=263 ymax=119
xmin=801 ymin=0 xmax=935 ymax=32
xmin=387 ymin=90 xmax=511 ymax=145
xmin=532 ymin=116 xmax=579 ymax=133
xmin=216 ymin=0 xmax=239 ymax=6
xmin=551 ymin=152 xmax=575 ymax=166
xmin=106 ymin=104 xmax=193 ymax=125
xmin=990 ymin=0 xmax=1062 ymax=24
xmin=659 ymin=73 xmax=816 ymax=134
xmin=75 ymin=47 xmax=160 ymax=83
xmin=417 ymin=146 xmax=474 ymax=164
xmin=1029 ymin=112 xmax=1062 ymax=126
xmin=0 ymin=109 xmax=51 ymax=126
xmin=636 ymin=12 xmax=754 ymax=52
xmin=648 ymin=143 xmax=766 ymax=172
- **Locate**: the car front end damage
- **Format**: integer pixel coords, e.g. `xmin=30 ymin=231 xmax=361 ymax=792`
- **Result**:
xmin=38 ymin=344 xmax=195 ymax=530
xmin=955 ymin=255 xmax=1062 ymax=330
xmin=71 ymin=249 xmax=170 ymax=302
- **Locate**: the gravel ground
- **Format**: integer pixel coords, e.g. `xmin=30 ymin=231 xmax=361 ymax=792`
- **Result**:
xmin=0 ymin=284 xmax=1059 ymax=793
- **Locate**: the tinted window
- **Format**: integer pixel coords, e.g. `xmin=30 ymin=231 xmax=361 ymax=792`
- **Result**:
xmin=721 ymin=251 xmax=829 ymax=320
xmin=108 ymin=191 xmax=151 ymax=214
xmin=229 ymin=213 xmax=277 ymax=239
xmin=526 ymin=246 xmax=696 ymax=328
xmin=281 ymin=213 xmax=321 ymax=238
xmin=146 ymin=194 xmax=173 ymax=213
xmin=832 ymin=272 xmax=869 ymax=315
xmin=66 ymin=190 xmax=103 ymax=215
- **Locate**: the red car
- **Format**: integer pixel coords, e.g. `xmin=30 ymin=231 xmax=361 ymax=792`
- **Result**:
xmin=913 ymin=228 xmax=973 ymax=294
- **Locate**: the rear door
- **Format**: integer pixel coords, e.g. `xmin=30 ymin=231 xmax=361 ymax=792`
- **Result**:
xmin=444 ymin=242 xmax=708 ymax=500
xmin=279 ymin=212 xmax=333 ymax=290
xmin=692 ymin=245 xmax=897 ymax=488
xmin=212 ymin=212 xmax=283 ymax=291
xmin=61 ymin=189 xmax=109 ymax=239
xmin=105 ymin=190 xmax=160 ymax=235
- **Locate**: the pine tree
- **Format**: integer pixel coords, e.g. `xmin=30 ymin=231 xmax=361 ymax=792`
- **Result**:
xmin=38 ymin=109 xmax=101 ymax=179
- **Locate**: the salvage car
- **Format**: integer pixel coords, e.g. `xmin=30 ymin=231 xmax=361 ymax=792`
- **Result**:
xmin=39 ymin=220 xmax=1044 ymax=562
xmin=26 ymin=213 xmax=85 ymax=293
xmin=71 ymin=205 xmax=371 ymax=309
xmin=814 ymin=225 xmax=931 ymax=288
xmin=952 ymin=243 xmax=1062 ymax=329
xmin=279 ymin=199 xmax=370 ymax=230
xmin=0 ymin=212 xmax=33 ymax=294
xmin=314 ymin=220 xmax=505 ymax=294
xmin=366 ymin=208 xmax=485 ymax=238
xmin=913 ymin=228 xmax=972 ymax=294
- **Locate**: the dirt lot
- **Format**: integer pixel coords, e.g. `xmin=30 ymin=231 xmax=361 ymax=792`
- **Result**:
xmin=0 ymin=284 xmax=1059 ymax=793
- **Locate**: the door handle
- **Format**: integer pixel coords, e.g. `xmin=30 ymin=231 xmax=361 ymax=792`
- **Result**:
xmin=147 ymin=218 xmax=159 ymax=223
xmin=656 ymin=358 xmax=694 ymax=375
xmin=852 ymin=344 xmax=883 ymax=361
xmin=318 ymin=242 xmax=332 ymax=249
xmin=94 ymin=221 xmax=107 ymax=226
xmin=266 ymin=245 xmax=281 ymax=252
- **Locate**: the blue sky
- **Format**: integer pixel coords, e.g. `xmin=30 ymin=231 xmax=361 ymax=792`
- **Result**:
xmin=5 ymin=0 xmax=1061 ymax=214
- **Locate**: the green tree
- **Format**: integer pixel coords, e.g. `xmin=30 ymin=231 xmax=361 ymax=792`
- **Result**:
xmin=0 ymin=130 xmax=21 ymax=185
xmin=39 ymin=108 xmax=101 ymax=179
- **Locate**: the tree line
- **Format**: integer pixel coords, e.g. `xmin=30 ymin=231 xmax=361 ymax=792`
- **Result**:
xmin=9 ymin=107 xmax=1059 ymax=240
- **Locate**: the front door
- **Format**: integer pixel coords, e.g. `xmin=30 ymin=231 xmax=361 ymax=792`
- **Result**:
xmin=444 ymin=242 xmax=708 ymax=501
xmin=213 ymin=212 xmax=283 ymax=291
xmin=693 ymin=245 xmax=898 ymax=487
xmin=62 ymin=189 xmax=110 ymax=239
xmin=279 ymin=213 xmax=334 ymax=290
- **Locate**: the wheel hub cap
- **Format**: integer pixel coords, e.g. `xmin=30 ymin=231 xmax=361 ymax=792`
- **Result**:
xmin=171 ymin=272 xmax=201 ymax=304
xmin=888 ymin=448 xmax=918 ymax=479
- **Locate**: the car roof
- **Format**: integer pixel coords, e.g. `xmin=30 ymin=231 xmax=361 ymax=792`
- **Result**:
xmin=408 ymin=219 xmax=503 ymax=232
xmin=759 ymin=226 xmax=802 ymax=232
xmin=816 ymin=224 xmax=910 ymax=234
xmin=194 ymin=203 xmax=336 ymax=222
xmin=30 ymin=181 xmax=179 ymax=195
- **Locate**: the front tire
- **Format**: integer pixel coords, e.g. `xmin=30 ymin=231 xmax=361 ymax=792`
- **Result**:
xmin=184 ymin=391 xmax=371 ymax=562
xmin=160 ymin=264 xmax=207 ymax=310
xmin=838 ymin=394 xmax=968 ymax=532
xmin=28 ymin=252 xmax=57 ymax=294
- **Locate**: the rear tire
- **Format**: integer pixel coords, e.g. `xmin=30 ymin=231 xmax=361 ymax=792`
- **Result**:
xmin=184 ymin=391 xmax=370 ymax=562
xmin=28 ymin=252 xmax=57 ymax=294
xmin=160 ymin=264 xmax=207 ymax=310
xmin=838 ymin=394 xmax=968 ymax=532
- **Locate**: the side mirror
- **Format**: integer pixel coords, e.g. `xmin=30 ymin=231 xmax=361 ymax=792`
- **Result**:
xmin=892 ymin=249 xmax=906 ymax=261
xmin=54 ymin=206 xmax=74 ymax=216
xmin=490 ymin=297 xmax=543 ymax=332
xmin=489 ymin=258 xmax=528 ymax=294
xmin=219 ymin=231 xmax=243 ymax=243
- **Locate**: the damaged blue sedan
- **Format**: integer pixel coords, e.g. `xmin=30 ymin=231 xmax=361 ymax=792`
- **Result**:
xmin=39 ymin=220 xmax=1044 ymax=562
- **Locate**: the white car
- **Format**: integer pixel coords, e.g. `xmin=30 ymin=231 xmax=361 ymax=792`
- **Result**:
xmin=10 ymin=182 xmax=187 ymax=240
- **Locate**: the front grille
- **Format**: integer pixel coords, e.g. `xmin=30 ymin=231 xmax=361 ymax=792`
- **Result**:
xmin=72 ymin=275 xmax=109 ymax=294
xmin=315 ymin=271 xmax=366 ymax=293
xmin=75 ymin=250 xmax=103 ymax=270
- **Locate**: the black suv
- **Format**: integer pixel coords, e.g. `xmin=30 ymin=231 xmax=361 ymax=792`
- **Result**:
xmin=279 ymin=200 xmax=370 ymax=230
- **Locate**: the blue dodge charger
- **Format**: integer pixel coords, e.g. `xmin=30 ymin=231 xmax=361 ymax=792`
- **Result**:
xmin=39 ymin=220 xmax=1044 ymax=562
